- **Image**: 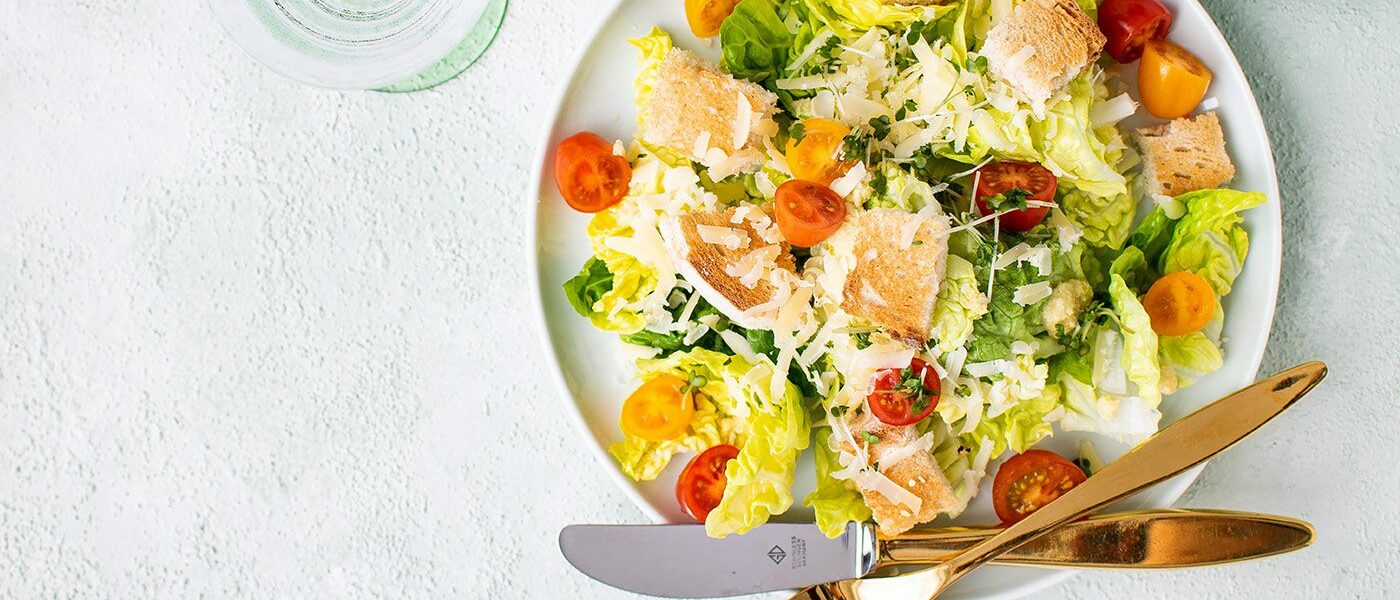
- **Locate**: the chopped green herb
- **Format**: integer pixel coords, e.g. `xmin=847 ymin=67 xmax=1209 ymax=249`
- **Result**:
xmin=964 ymin=55 xmax=989 ymax=75
xmin=860 ymin=431 xmax=881 ymax=445
xmin=984 ymin=188 xmax=1031 ymax=212
xmin=788 ymin=121 xmax=807 ymax=145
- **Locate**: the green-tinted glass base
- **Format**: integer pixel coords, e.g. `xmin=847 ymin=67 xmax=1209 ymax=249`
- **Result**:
xmin=375 ymin=0 xmax=507 ymax=93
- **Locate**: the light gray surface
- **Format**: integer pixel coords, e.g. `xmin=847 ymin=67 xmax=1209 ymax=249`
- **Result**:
xmin=1 ymin=1 xmax=1396 ymax=599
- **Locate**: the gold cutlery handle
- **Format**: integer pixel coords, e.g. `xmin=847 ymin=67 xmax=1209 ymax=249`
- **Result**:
xmin=934 ymin=362 xmax=1327 ymax=585
xmin=877 ymin=509 xmax=1314 ymax=569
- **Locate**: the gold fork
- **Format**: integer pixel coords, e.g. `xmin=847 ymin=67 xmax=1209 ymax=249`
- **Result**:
xmin=791 ymin=361 xmax=1327 ymax=600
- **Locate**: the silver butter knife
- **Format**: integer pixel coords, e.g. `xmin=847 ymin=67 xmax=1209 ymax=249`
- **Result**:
xmin=559 ymin=509 xmax=1315 ymax=598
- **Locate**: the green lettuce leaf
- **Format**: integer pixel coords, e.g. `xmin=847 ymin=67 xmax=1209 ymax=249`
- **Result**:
xmin=720 ymin=0 xmax=795 ymax=88
xmin=804 ymin=429 xmax=871 ymax=538
xmin=1159 ymin=303 xmax=1225 ymax=390
xmin=1057 ymin=373 xmax=1162 ymax=443
xmin=812 ymin=0 xmax=954 ymax=31
xmin=1159 ymin=189 xmax=1266 ymax=297
xmin=958 ymin=358 xmax=1058 ymax=456
xmin=562 ymin=257 xmax=614 ymax=318
xmin=929 ymin=255 xmax=989 ymax=353
xmin=967 ymin=261 xmax=1046 ymax=363
xmin=1108 ymin=246 xmax=1155 ymax=294
xmin=707 ymin=360 xmax=810 ymax=537
xmin=1108 ymin=274 xmax=1161 ymax=409
xmin=1127 ymin=206 xmax=1176 ymax=266
xmin=581 ymin=206 xmax=657 ymax=334
xmin=629 ymin=28 xmax=673 ymax=126
xmin=1059 ymin=182 xmax=1136 ymax=249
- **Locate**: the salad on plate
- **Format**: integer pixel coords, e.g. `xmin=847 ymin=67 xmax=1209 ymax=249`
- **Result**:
xmin=553 ymin=0 xmax=1263 ymax=539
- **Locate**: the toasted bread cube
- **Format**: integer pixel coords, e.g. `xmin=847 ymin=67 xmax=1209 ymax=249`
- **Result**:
xmin=826 ymin=209 xmax=950 ymax=347
xmin=1134 ymin=111 xmax=1237 ymax=197
xmin=981 ymin=0 xmax=1106 ymax=108
xmin=641 ymin=49 xmax=779 ymax=177
xmin=839 ymin=410 xmax=960 ymax=536
xmin=660 ymin=206 xmax=797 ymax=330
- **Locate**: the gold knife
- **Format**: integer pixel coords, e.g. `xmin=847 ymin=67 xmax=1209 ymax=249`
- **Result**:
xmin=877 ymin=509 xmax=1314 ymax=569
xmin=811 ymin=361 xmax=1328 ymax=600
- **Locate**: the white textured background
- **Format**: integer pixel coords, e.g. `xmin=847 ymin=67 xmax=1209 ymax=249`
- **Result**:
xmin=2 ymin=1 xmax=1397 ymax=598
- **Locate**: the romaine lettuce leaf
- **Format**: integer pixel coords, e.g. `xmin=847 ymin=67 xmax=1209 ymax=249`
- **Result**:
xmin=581 ymin=207 xmax=657 ymax=334
xmin=1159 ymin=304 xmax=1225 ymax=390
xmin=562 ymin=257 xmax=614 ymax=318
xmin=1127 ymin=206 xmax=1176 ymax=266
xmin=629 ymin=28 xmax=673 ymax=126
xmin=1057 ymin=373 xmax=1162 ymax=443
xmin=929 ymin=255 xmax=989 ymax=353
xmin=959 ymin=360 xmax=1059 ymax=456
xmin=1160 ymin=188 xmax=1266 ymax=296
xmin=1108 ymin=246 xmax=1154 ymax=294
xmin=1059 ymin=182 xmax=1136 ymax=249
xmin=707 ymin=360 xmax=810 ymax=537
xmin=812 ymin=0 xmax=953 ymax=31
xmin=1109 ymin=274 xmax=1162 ymax=409
xmin=804 ymin=429 xmax=871 ymax=538
xmin=720 ymin=0 xmax=795 ymax=88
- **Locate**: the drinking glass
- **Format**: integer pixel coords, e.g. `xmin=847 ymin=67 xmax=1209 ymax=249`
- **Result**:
xmin=208 ymin=0 xmax=507 ymax=91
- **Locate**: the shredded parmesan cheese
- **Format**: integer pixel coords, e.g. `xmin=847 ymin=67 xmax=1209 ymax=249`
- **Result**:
xmin=696 ymin=224 xmax=748 ymax=250
xmin=1013 ymin=281 xmax=1052 ymax=305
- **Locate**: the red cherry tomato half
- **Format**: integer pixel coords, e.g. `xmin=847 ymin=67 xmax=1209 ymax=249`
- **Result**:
xmin=553 ymin=132 xmax=632 ymax=213
xmin=972 ymin=161 xmax=1058 ymax=232
xmin=774 ymin=179 xmax=848 ymax=247
xmin=676 ymin=444 xmax=740 ymax=522
xmin=991 ymin=449 xmax=1088 ymax=524
xmin=866 ymin=357 xmax=941 ymax=427
xmin=1098 ymin=0 xmax=1174 ymax=63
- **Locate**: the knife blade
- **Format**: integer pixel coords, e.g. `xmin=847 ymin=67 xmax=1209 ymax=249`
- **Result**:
xmin=559 ymin=509 xmax=1315 ymax=597
xmin=559 ymin=522 xmax=877 ymax=598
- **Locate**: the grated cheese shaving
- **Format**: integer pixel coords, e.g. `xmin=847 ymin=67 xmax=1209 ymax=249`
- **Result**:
xmin=1013 ymin=281 xmax=1052 ymax=305
xmin=733 ymin=92 xmax=752 ymax=151
xmin=696 ymin=224 xmax=748 ymax=250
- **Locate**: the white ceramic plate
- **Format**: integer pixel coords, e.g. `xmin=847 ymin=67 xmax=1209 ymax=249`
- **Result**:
xmin=530 ymin=1 xmax=1281 ymax=597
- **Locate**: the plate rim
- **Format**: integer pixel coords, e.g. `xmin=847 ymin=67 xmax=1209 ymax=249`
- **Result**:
xmin=526 ymin=0 xmax=1283 ymax=597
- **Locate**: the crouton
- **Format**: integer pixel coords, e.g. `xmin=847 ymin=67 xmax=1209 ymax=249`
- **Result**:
xmin=981 ymin=0 xmax=1106 ymax=108
xmin=641 ymin=49 xmax=779 ymax=178
xmin=660 ymin=206 xmax=797 ymax=330
xmin=824 ymin=209 xmax=950 ymax=347
xmin=1134 ymin=111 xmax=1236 ymax=197
xmin=839 ymin=410 xmax=960 ymax=536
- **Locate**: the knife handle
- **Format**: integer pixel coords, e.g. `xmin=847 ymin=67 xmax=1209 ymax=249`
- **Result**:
xmin=876 ymin=510 xmax=1314 ymax=569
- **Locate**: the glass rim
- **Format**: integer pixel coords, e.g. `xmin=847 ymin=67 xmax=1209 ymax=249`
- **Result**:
xmin=207 ymin=0 xmax=491 ymax=90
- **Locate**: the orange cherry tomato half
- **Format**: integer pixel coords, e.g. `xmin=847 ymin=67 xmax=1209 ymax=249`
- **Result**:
xmin=1142 ymin=271 xmax=1216 ymax=336
xmin=677 ymin=444 xmax=740 ymax=522
xmin=1098 ymin=0 xmax=1173 ymax=63
xmin=620 ymin=375 xmax=695 ymax=442
xmin=554 ymin=131 xmax=632 ymax=213
xmin=1138 ymin=39 xmax=1212 ymax=119
xmin=867 ymin=357 xmax=941 ymax=426
xmin=774 ymin=179 xmax=848 ymax=247
xmin=785 ymin=118 xmax=855 ymax=186
xmin=972 ymin=161 xmax=1058 ymax=232
xmin=685 ymin=0 xmax=742 ymax=38
xmin=992 ymin=449 xmax=1088 ymax=524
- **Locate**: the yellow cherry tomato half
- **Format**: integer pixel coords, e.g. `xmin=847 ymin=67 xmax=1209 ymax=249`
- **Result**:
xmin=685 ymin=0 xmax=742 ymax=38
xmin=620 ymin=375 xmax=695 ymax=442
xmin=1138 ymin=39 xmax=1213 ymax=119
xmin=1142 ymin=271 xmax=1216 ymax=336
xmin=785 ymin=118 xmax=855 ymax=186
